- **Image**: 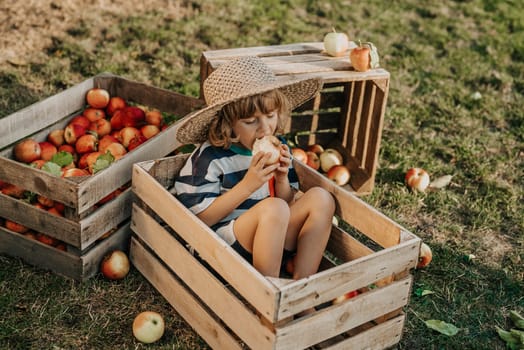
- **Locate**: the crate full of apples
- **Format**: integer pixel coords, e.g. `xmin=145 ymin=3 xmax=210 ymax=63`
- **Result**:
xmin=0 ymin=73 xmax=203 ymax=280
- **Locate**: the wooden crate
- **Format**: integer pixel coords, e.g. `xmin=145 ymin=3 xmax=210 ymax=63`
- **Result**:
xmin=0 ymin=73 xmax=203 ymax=280
xmin=130 ymin=154 xmax=421 ymax=349
xmin=200 ymin=42 xmax=390 ymax=195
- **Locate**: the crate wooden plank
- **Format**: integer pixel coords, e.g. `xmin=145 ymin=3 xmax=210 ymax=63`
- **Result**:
xmin=293 ymin=160 xmax=403 ymax=248
xmin=131 ymin=204 xmax=275 ymax=348
xmin=130 ymin=237 xmax=244 ymax=350
xmin=274 ymin=240 xmax=418 ymax=320
xmin=0 ymin=187 xmax=132 ymax=249
xmin=0 ymin=220 xmax=129 ymax=280
xmin=326 ymin=225 xmax=374 ymax=262
xmin=325 ymin=315 xmax=405 ymax=350
xmin=273 ymin=278 xmax=412 ymax=350
xmin=132 ymin=161 xmax=282 ymax=321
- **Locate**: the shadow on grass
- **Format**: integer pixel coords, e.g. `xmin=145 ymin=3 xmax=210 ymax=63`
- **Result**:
xmin=400 ymin=243 xmax=522 ymax=350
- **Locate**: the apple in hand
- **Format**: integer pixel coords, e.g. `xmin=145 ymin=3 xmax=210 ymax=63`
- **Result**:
xmin=323 ymin=28 xmax=349 ymax=57
xmin=132 ymin=311 xmax=165 ymax=344
xmin=405 ymin=167 xmax=430 ymax=192
xmin=252 ymin=135 xmax=281 ymax=165
xmin=100 ymin=250 xmax=130 ymax=280
xmin=417 ymin=242 xmax=433 ymax=268
xmin=319 ymin=148 xmax=343 ymax=172
xmin=327 ymin=164 xmax=351 ymax=186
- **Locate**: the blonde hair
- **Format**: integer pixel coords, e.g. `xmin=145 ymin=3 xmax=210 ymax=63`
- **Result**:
xmin=208 ymin=89 xmax=291 ymax=148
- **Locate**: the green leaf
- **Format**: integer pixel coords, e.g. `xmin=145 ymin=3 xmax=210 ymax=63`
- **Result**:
xmin=425 ymin=319 xmax=459 ymax=336
xmin=415 ymin=288 xmax=434 ymax=297
xmin=510 ymin=310 xmax=524 ymax=330
xmin=50 ymin=151 xmax=74 ymax=167
xmin=41 ymin=161 xmax=62 ymax=177
xmin=365 ymin=42 xmax=380 ymax=69
xmin=92 ymin=152 xmax=115 ymax=174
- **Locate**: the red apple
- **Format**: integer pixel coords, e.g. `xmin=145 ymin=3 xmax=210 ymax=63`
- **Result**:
xmin=110 ymin=110 xmax=124 ymax=130
xmin=36 ymin=233 xmax=59 ymax=246
xmin=319 ymin=148 xmax=343 ymax=172
xmin=83 ymin=107 xmax=106 ymax=122
xmin=326 ymin=164 xmax=351 ymax=186
xmin=98 ymin=135 xmax=119 ymax=153
xmin=5 ymin=219 xmax=30 ymax=234
xmin=332 ymin=290 xmax=359 ymax=305
xmin=62 ymin=167 xmax=90 ymax=177
xmin=104 ymin=142 xmax=127 ymax=158
xmin=37 ymin=195 xmax=54 ymax=208
xmin=47 ymin=206 xmax=64 ymax=217
xmin=140 ymin=124 xmax=160 ymax=140
xmin=106 ymin=96 xmax=126 ymax=116
xmin=100 ymin=250 xmax=130 ymax=280
xmin=127 ymin=134 xmax=147 ymax=151
xmin=30 ymin=159 xmax=47 ymax=169
xmin=47 ymin=129 xmax=65 ymax=147
xmin=405 ymin=167 xmax=430 ymax=192
xmin=121 ymin=106 xmax=146 ymax=128
xmin=85 ymin=151 xmax=103 ymax=174
xmin=89 ymin=118 xmax=112 ymax=137
xmin=119 ymin=127 xmax=142 ymax=148
xmin=417 ymin=242 xmax=433 ymax=268
xmin=53 ymin=202 xmax=65 ymax=214
xmin=64 ymin=124 xmax=87 ymax=145
xmin=305 ymin=151 xmax=320 ymax=170
xmin=349 ymin=41 xmax=379 ymax=72
xmin=1 ymin=183 xmax=26 ymax=198
xmin=145 ymin=109 xmax=163 ymax=127
xmin=69 ymin=115 xmax=91 ymax=129
xmin=307 ymin=144 xmax=324 ymax=156
xmin=38 ymin=141 xmax=58 ymax=161
xmin=75 ymin=134 xmax=98 ymax=154
xmin=132 ymin=311 xmax=165 ymax=344
xmin=86 ymin=88 xmax=110 ymax=109
xmin=291 ymin=147 xmax=308 ymax=163
xmin=252 ymin=135 xmax=281 ymax=164
xmin=13 ymin=139 xmax=41 ymax=163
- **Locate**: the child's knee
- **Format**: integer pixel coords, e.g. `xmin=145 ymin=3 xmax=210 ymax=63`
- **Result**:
xmin=307 ymin=187 xmax=335 ymax=211
xmin=261 ymin=197 xmax=290 ymax=220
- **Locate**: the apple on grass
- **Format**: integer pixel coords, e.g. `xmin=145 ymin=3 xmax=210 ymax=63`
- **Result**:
xmin=405 ymin=167 xmax=430 ymax=192
xmin=323 ymin=27 xmax=349 ymax=57
xmin=417 ymin=242 xmax=433 ymax=268
xmin=14 ymin=139 xmax=41 ymax=163
xmin=100 ymin=250 xmax=130 ymax=280
xmin=132 ymin=311 xmax=165 ymax=344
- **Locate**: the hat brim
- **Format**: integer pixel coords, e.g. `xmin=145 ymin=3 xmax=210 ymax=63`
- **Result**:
xmin=176 ymin=76 xmax=323 ymax=145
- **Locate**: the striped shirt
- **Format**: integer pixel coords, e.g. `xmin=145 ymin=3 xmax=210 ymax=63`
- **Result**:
xmin=173 ymin=138 xmax=299 ymax=233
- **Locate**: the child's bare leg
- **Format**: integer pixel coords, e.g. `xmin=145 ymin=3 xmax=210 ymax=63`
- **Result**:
xmin=234 ymin=197 xmax=290 ymax=277
xmin=287 ymin=187 xmax=335 ymax=279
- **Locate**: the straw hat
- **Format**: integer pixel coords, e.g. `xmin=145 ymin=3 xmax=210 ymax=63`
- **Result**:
xmin=176 ymin=55 xmax=323 ymax=144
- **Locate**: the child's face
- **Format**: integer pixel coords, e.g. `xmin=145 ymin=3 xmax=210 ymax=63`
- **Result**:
xmin=232 ymin=109 xmax=279 ymax=150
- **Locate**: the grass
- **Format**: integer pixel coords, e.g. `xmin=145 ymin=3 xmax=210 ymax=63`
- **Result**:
xmin=0 ymin=0 xmax=523 ymax=349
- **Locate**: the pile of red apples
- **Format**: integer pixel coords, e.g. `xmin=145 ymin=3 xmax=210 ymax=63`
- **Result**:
xmin=0 ymin=88 xmax=165 ymax=250
xmin=291 ymin=144 xmax=351 ymax=187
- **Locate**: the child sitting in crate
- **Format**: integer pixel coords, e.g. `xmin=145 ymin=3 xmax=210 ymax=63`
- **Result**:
xmin=174 ymin=56 xmax=335 ymax=283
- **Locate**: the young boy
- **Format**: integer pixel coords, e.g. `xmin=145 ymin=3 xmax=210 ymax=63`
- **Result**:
xmin=174 ymin=56 xmax=335 ymax=281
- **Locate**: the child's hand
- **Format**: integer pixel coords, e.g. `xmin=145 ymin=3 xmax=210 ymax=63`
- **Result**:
xmin=240 ymin=152 xmax=279 ymax=193
xmin=274 ymin=144 xmax=291 ymax=182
